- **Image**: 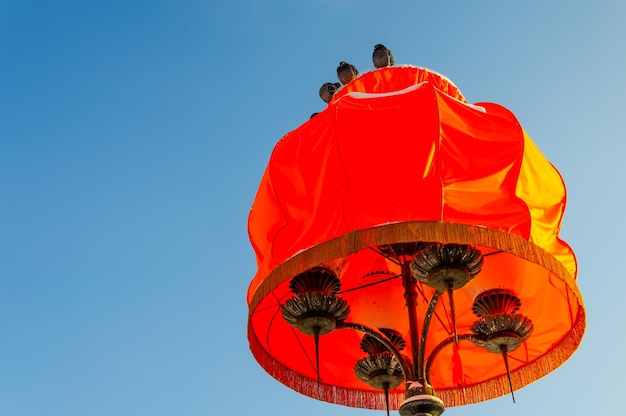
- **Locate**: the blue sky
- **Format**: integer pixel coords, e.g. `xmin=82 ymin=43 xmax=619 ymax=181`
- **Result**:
xmin=1 ymin=1 xmax=624 ymax=415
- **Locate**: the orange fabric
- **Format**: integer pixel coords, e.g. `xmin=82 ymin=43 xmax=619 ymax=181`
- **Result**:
xmin=246 ymin=66 xmax=583 ymax=409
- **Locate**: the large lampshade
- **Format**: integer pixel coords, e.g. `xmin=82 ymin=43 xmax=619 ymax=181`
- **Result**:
xmin=246 ymin=65 xmax=584 ymax=412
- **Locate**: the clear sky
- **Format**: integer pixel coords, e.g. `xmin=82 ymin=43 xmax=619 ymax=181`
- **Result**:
xmin=1 ymin=1 xmax=624 ymax=415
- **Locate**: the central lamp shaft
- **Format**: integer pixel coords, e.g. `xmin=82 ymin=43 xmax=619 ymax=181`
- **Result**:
xmin=401 ymin=262 xmax=421 ymax=379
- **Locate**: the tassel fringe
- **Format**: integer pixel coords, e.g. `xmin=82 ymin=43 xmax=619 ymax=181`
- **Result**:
xmin=248 ymin=221 xmax=585 ymax=409
xmin=248 ymin=306 xmax=585 ymax=409
xmin=250 ymin=221 xmax=582 ymax=313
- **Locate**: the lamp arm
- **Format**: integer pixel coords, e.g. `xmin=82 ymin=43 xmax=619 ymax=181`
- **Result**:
xmin=417 ymin=290 xmax=442 ymax=383
xmin=424 ymin=334 xmax=479 ymax=384
xmin=336 ymin=321 xmax=413 ymax=381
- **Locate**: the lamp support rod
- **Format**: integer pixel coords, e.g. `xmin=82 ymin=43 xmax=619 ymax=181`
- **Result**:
xmin=401 ymin=262 xmax=421 ymax=380
xmin=418 ymin=290 xmax=442 ymax=383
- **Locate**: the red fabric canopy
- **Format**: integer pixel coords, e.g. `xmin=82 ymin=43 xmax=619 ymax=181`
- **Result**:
xmin=247 ymin=66 xmax=584 ymax=409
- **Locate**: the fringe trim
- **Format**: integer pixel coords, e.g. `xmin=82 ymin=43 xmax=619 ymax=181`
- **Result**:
xmin=248 ymin=322 xmax=407 ymax=410
xmin=249 ymin=221 xmax=583 ymax=313
xmin=437 ymin=306 xmax=586 ymax=406
xmin=247 ymin=221 xmax=586 ymax=409
xmin=248 ymin=307 xmax=585 ymax=409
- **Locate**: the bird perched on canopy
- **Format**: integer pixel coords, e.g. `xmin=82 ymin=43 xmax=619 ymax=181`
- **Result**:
xmin=372 ymin=44 xmax=394 ymax=68
xmin=319 ymin=82 xmax=341 ymax=103
xmin=337 ymin=61 xmax=358 ymax=85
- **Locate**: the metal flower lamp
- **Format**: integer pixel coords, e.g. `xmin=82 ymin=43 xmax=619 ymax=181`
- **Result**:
xmin=246 ymin=64 xmax=584 ymax=415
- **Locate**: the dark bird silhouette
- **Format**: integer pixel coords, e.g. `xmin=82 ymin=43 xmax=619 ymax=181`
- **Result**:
xmin=319 ymin=82 xmax=341 ymax=103
xmin=372 ymin=44 xmax=394 ymax=68
xmin=337 ymin=61 xmax=358 ymax=85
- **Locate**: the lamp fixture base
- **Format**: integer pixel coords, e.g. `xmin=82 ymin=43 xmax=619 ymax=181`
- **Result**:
xmin=399 ymin=394 xmax=445 ymax=416
xmin=399 ymin=382 xmax=445 ymax=416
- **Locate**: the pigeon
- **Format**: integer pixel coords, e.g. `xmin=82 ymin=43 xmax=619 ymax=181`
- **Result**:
xmin=372 ymin=44 xmax=394 ymax=68
xmin=337 ymin=61 xmax=358 ymax=85
xmin=319 ymin=82 xmax=341 ymax=103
